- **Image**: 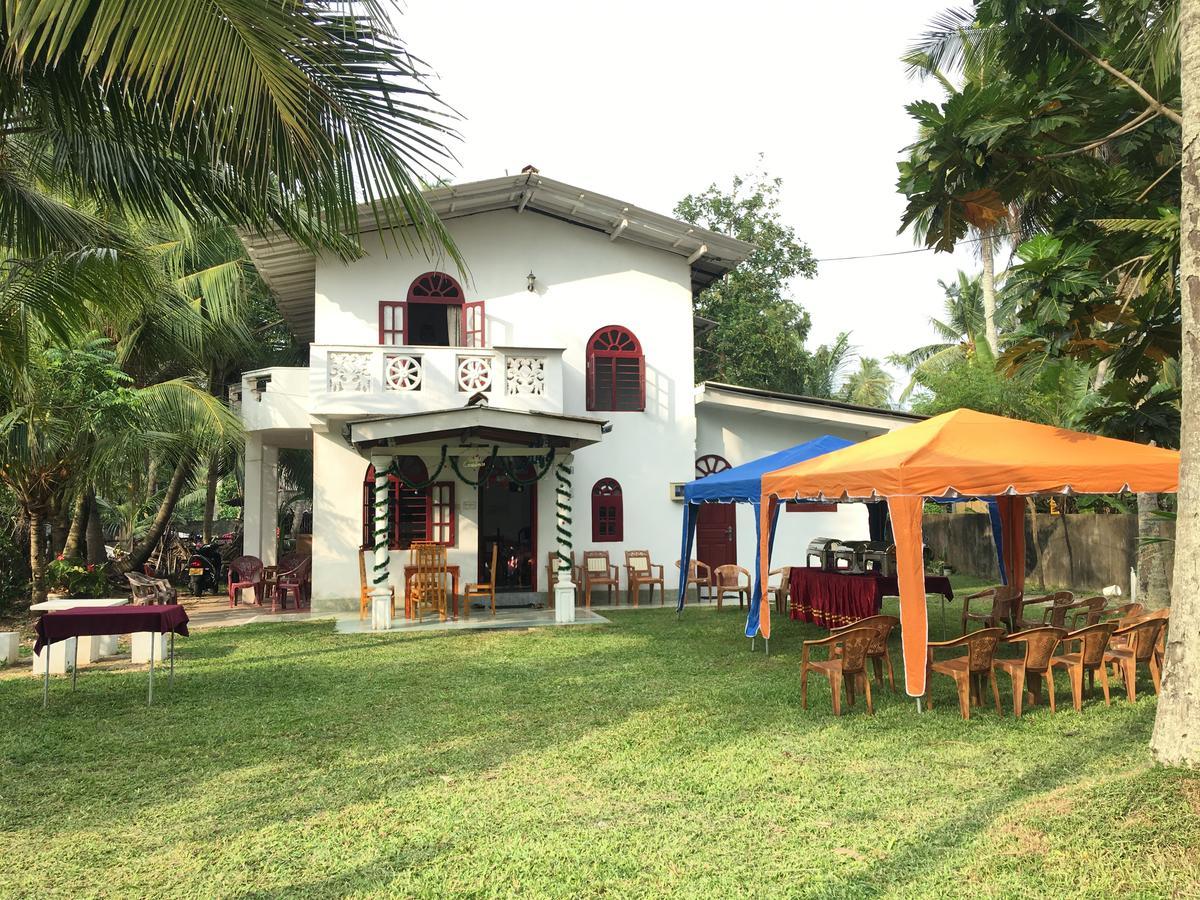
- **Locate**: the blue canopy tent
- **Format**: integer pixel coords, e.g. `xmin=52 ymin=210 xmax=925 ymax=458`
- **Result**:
xmin=676 ymin=435 xmax=853 ymax=638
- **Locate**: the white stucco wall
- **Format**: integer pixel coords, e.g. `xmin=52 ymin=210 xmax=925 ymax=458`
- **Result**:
xmin=307 ymin=210 xmax=697 ymax=604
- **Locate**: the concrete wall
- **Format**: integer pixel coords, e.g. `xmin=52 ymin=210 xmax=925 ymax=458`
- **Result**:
xmin=922 ymin=511 xmax=1175 ymax=595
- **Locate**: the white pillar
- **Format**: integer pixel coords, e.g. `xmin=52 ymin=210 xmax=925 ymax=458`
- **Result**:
xmin=243 ymin=436 xmax=279 ymax=565
xmin=370 ymin=456 xmax=393 ymax=630
xmin=554 ymin=453 xmax=576 ymax=623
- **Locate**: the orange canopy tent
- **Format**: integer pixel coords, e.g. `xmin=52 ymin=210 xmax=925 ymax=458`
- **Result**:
xmin=758 ymin=409 xmax=1179 ymax=697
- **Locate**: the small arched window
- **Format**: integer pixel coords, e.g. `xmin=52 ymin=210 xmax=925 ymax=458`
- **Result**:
xmin=378 ymin=271 xmax=485 ymax=347
xmin=591 ymin=478 xmax=623 ymax=542
xmin=362 ymin=457 xmax=456 ymax=549
xmin=586 ymin=325 xmax=644 ymax=412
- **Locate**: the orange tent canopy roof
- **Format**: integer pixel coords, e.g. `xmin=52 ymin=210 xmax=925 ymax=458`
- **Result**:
xmin=761 ymin=408 xmax=1179 ymax=500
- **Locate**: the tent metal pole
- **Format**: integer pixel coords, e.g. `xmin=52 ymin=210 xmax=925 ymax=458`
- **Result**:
xmin=916 ymin=698 xmax=924 ymax=713
xmin=750 ymin=637 xmax=755 ymax=652
xmin=765 ymin=638 xmax=770 ymax=657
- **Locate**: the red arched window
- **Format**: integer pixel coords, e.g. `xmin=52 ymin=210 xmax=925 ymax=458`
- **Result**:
xmin=586 ymin=325 xmax=644 ymax=412
xmin=362 ymin=458 xmax=456 ymax=549
xmin=591 ymin=478 xmax=623 ymax=542
xmin=378 ymin=272 xmax=485 ymax=347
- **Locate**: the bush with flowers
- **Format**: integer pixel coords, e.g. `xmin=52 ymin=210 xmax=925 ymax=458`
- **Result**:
xmin=45 ymin=556 xmax=109 ymax=598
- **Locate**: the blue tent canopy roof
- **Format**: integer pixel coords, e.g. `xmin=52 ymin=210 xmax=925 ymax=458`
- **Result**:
xmin=683 ymin=435 xmax=854 ymax=505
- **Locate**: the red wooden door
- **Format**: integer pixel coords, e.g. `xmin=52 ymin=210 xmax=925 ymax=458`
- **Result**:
xmin=694 ymin=455 xmax=736 ymax=571
xmin=696 ymin=502 xmax=737 ymax=571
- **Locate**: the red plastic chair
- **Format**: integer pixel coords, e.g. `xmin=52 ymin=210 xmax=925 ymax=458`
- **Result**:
xmin=274 ymin=553 xmax=311 ymax=612
xmin=227 ymin=556 xmax=264 ymax=607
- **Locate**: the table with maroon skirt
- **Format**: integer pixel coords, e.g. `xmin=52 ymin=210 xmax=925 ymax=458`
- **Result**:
xmin=788 ymin=567 xmax=954 ymax=629
xmin=33 ymin=604 xmax=190 ymax=707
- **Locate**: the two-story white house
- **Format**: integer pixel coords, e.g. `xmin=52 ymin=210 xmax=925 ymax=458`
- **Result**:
xmin=237 ymin=170 xmax=919 ymax=622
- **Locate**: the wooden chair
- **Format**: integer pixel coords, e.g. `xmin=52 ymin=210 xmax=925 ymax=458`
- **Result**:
xmin=675 ymin=560 xmax=713 ymax=604
xmin=1067 ymin=596 xmax=1108 ymax=630
xmin=801 ymin=624 xmax=879 ymax=715
xmin=997 ymin=627 xmax=1067 ymax=716
xmin=713 ymin=565 xmax=751 ymax=611
xmin=358 ymin=549 xmax=396 ymax=621
xmin=273 ymin=552 xmax=311 ymax=612
xmin=832 ymin=615 xmax=899 ymax=692
xmin=227 ymin=555 xmax=264 ymax=608
xmin=1051 ymin=621 xmax=1119 ymax=711
xmin=961 ymin=585 xmax=1021 ymax=633
xmin=409 ymin=543 xmax=448 ymax=622
xmin=545 ymin=551 xmax=581 ymax=602
xmin=926 ymin=628 xmax=1005 ymax=720
xmin=1105 ymin=609 xmax=1169 ymax=702
xmin=464 ymin=543 xmax=499 ymax=618
xmin=581 ymin=551 xmax=619 ymax=609
xmin=768 ymin=567 xmax=793 ymax=615
xmin=624 ymin=550 xmax=664 ymax=607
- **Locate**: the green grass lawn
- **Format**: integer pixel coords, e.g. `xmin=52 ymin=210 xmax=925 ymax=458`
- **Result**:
xmin=1 ymin=590 xmax=1197 ymax=898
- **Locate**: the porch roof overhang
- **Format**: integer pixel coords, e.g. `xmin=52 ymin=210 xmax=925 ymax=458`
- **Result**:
xmin=344 ymin=406 xmax=607 ymax=454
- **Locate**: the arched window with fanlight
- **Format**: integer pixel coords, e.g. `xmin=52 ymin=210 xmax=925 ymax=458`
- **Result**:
xmin=362 ymin=457 xmax=456 ymax=550
xmin=378 ymin=271 xmax=485 ymax=348
xmin=586 ymin=325 xmax=645 ymax=411
xmin=591 ymin=478 xmax=624 ymax=542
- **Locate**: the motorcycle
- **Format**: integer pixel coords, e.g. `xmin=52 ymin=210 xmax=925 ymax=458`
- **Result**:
xmin=186 ymin=541 xmax=224 ymax=597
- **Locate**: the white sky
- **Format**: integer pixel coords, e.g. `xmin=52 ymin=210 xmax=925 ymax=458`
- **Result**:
xmin=397 ymin=0 xmax=979 ymax=403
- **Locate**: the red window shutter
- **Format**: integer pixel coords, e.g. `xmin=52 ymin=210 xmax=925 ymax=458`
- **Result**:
xmin=461 ymin=301 xmax=486 ymax=348
xmin=379 ymin=301 xmax=406 ymax=345
xmin=591 ymin=479 xmax=623 ymax=542
xmin=430 ymin=482 xmax=456 ymax=544
xmin=586 ymin=353 xmax=595 ymax=410
xmin=586 ymin=326 xmax=644 ymax=412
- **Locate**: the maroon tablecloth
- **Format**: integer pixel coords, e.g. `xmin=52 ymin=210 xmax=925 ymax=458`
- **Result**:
xmin=34 ymin=604 xmax=190 ymax=654
xmin=789 ymin=568 xmax=954 ymax=629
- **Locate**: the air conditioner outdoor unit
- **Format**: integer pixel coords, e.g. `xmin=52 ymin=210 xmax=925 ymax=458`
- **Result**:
xmin=668 ymin=482 xmax=687 ymax=502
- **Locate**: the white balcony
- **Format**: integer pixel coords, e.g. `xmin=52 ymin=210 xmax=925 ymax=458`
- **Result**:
xmin=309 ymin=344 xmax=565 ymax=418
xmin=239 ymin=366 xmax=311 ymax=433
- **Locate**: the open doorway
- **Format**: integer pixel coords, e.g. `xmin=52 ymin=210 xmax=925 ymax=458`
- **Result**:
xmin=477 ymin=472 xmax=536 ymax=595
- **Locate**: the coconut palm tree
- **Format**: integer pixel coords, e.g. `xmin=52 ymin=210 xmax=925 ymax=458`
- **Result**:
xmin=838 ymin=358 xmax=894 ymax=409
xmin=888 ymin=270 xmax=1014 ymax=401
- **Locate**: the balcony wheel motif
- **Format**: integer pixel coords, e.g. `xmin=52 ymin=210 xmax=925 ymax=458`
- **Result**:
xmin=384 ymin=354 xmax=423 ymax=392
xmin=506 ymin=356 xmax=546 ymax=396
xmin=328 ymin=351 xmax=371 ymax=392
xmin=457 ymin=356 xmax=493 ymax=392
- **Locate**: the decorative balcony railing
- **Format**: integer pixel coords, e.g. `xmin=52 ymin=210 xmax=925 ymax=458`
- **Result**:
xmin=308 ymin=344 xmax=564 ymax=417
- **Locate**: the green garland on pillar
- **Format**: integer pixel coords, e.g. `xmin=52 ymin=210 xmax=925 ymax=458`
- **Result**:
xmin=555 ymin=458 xmax=572 ymax=580
xmin=373 ymin=468 xmax=389 ymax=587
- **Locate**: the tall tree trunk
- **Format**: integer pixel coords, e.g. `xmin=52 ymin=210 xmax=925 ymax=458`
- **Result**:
xmin=115 ymin=454 xmax=195 ymax=574
xmin=28 ymin=508 xmax=47 ymax=604
xmin=62 ymin=491 xmax=88 ymax=559
xmin=85 ymin=489 xmax=106 ymax=566
xmin=1151 ymin=0 xmax=1200 ymax=765
xmin=49 ymin=498 xmax=69 ymax=558
xmin=202 ymin=452 xmax=220 ymax=543
xmin=1136 ymin=492 xmax=1171 ymax=608
xmin=980 ymin=226 xmax=1000 ymax=356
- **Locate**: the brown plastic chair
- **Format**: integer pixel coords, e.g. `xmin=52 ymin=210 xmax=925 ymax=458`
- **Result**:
xmin=996 ymin=627 xmax=1067 ymax=716
xmin=227 ymin=556 xmax=264 ymax=608
xmin=1067 ymin=596 xmax=1108 ymax=629
xmin=358 ymin=549 xmax=395 ymax=621
xmin=582 ymin=551 xmax=619 ymax=609
xmin=1105 ymin=609 xmax=1169 ymax=702
xmin=768 ymin=567 xmax=793 ymax=615
xmin=713 ymin=565 xmax=751 ymax=611
xmin=675 ymin=559 xmax=713 ymax=604
xmin=1014 ymin=590 xmax=1073 ymax=630
xmin=1040 ymin=594 xmax=1084 ymax=629
xmin=1051 ymin=621 xmax=1118 ymax=710
xmin=1103 ymin=602 xmax=1145 ymax=621
xmin=801 ymin=624 xmax=878 ymax=715
xmin=624 ymin=550 xmax=664 ymax=606
xmin=926 ymin=628 xmax=1005 ymax=720
xmin=464 ymin=543 xmax=499 ymax=618
xmin=961 ymin=585 xmax=1021 ymax=634
xmin=274 ymin=552 xmax=311 ymax=612
xmin=832 ymin=615 xmax=899 ymax=692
